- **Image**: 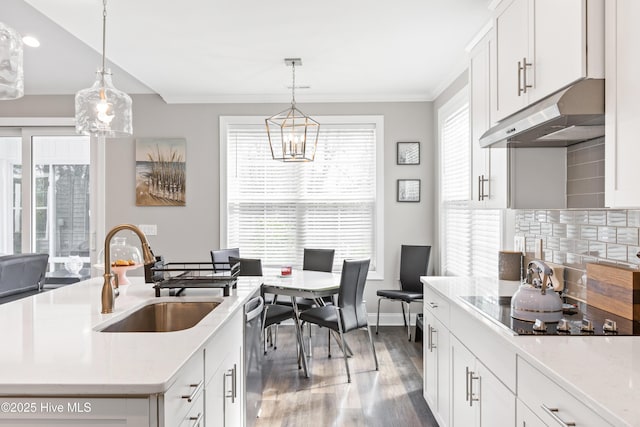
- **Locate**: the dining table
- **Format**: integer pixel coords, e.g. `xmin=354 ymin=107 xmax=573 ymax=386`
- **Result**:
xmin=261 ymin=268 xmax=341 ymax=377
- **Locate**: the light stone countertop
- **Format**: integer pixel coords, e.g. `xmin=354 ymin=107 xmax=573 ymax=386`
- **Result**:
xmin=422 ymin=276 xmax=638 ymax=427
xmin=0 ymin=276 xmax=262 ymax=396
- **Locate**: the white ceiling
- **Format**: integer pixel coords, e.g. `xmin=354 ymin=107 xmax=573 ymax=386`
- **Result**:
xmin=7 ymin=0 xmax=492 ymax=104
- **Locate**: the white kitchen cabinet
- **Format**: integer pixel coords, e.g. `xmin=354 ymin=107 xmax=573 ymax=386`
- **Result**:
xmin=518 ymin=357 xmax=613 ymax=426
xmin=604 ymin=0 xmax=640 ymax=208
xmin=0 ymin=398 xmax=152 ymax=426
xmin=204 ymin=309 xmax=243 ymax=427
xmin=423 ymin=300 xmax=450 ymax=427
xmin=492 ymin=0 xmax=604 ymax=123
xmin=470 ymin=28 xmax=507 ymax=208
xmin=450 ymin=336 xmax=515 ymax=427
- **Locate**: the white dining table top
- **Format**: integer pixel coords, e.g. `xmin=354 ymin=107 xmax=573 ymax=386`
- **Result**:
xmin=261 ymin=268 xmax=341 ymax=294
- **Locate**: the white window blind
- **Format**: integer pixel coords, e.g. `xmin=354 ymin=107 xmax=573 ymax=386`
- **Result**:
xmin=224 ymin=119 xmax=379 ymax=272
xmin=439 ymin=92 xmax=501 ymax=277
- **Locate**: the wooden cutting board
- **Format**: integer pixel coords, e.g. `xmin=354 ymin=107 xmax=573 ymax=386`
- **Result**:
xmin=586 ymin=263 xmax=640 ymax=320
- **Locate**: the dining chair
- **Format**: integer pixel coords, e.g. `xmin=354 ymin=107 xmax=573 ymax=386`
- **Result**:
xmin=303 ymin=248 xmax=335 ymax=272
xmin=375 ymin=245 xmax=431 ymax=341
xmin=228 ymin=256 xmax=263 ymax=276
xmin=210 ymin=248 xmax=240 ymax=272
xmin=299 ymin=258 xmax=378 ymax=383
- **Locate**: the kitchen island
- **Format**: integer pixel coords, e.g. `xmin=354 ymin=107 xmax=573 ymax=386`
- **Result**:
xmin=422 ymin=276 xmax=638 ymax=427
xmin=0 ymin=275 xmax=262 ymax=426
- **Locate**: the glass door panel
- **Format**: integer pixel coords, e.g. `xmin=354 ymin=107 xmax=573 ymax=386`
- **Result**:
xmin=32 ymin=135 xmax=90 ymax=275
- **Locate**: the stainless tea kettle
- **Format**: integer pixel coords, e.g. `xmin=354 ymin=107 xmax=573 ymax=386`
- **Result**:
xmin=510 ymin=260 xmax=563 ymax=322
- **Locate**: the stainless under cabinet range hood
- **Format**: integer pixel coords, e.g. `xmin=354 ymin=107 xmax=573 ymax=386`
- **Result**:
xmin=479 ymin=79 xmax=604 ymax=148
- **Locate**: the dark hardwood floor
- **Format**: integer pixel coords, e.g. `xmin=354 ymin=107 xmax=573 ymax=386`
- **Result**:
xmin=255 ymin=325 xmax=439 ymax=427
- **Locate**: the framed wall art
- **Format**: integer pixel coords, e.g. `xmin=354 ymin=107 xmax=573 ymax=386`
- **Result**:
xmin=397 ymin=179 xmax=421 ymax=202
xmin=397 ymin=141 xmax=420 ymax=165
xmin=135 ymin=138 xmax=186 ymax=206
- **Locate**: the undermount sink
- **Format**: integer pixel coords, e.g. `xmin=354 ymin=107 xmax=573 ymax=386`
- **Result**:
xmin=99 ymin=301 xmax=220 ymax=333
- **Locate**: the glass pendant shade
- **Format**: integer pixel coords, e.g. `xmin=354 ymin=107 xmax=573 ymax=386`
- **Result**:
xmin=266 ymin=105 xmax=320 ymax=162
xmin=0 ymin=21 xmax=24 ymax=100
xmin=75 ymin=70 xmax=133 ymax=137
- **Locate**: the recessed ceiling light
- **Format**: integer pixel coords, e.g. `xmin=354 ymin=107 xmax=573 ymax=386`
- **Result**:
xmin=22 ymin=35 xmax=40 ymax=48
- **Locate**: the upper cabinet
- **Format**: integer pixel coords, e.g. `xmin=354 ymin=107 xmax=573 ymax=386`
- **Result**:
xmin=470 ymin=30 xmax=508 ymax=208
xmin=491 ymin=0 xmax=604 ymax=123
xmin=605 ymin=0 xmax=640 ymax=208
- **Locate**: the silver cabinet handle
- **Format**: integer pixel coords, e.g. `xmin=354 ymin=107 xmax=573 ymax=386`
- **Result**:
xmin=189 ymin=412 xmax=203 ymax=427
xmin=225 ymin=363 xmax=237 ymax=403
xmin=182 ymin=380 xmax=204 ymax=403
xmin=468 ymin=368 xmax=480 ymax=407
xmin=478 ymin=175 xmax=488 ymax=200
xmin=428 ymin=302 xmax=438 ymax=309
xmin=427 ymin=324 xmax=432 ymax=351
xmin=541 ymin=404 xmax=577 ymax=426
xmin=430 ymin=327 xmax=437 ymax=351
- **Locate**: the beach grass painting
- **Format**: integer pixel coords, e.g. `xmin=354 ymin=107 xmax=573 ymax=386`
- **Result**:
xmin=136 ymin=138 xmax=186 ymax=206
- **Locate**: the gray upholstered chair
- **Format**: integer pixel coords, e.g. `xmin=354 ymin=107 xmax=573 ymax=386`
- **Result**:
xmin=376 ymin=245 xmax=431 ymax=341
xmin=299 ymin=258 xmax=378 ymax=383
xmin=210 ymin=248 xmax=240 ymax=272
xmin=303 ymin=248 xmax=335 ymax=272
xmin=228 ymin=256 xmax=263 ymax=276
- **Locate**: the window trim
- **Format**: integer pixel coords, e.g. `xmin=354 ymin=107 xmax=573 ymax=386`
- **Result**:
xmin=219 ymin=115 xmax=385 ymax=280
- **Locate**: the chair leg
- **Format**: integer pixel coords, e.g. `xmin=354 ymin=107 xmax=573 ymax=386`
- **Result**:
xmin=274 ymin=324 xmax=279 ymax=350
xmin=401 ymin=302 xmax=407 ymax=327
xmin=327 ymin=328 xmax=331 ymax=358
xmin=406 ymin=302 xmax=412 ymax=341
xmin=336 ymin=324 xmax=351 ymax=383
xmin=376 ymin=297 xmax=382 ymax=334
xmin=366 ymin=324 xmax=379 ymax=370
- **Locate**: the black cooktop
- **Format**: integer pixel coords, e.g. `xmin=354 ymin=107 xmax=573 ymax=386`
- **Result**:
xmin=459 ymin=295 xmax=640 ymax=336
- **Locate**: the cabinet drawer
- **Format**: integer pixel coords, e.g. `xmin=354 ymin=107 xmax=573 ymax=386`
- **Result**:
xmin=164 ymin=350 xmax=204 ymax=426
xmin=424 ymin=286 xmax=450 ymax=325
xmin=177 ymin=393 xmax=204 ymax=427
xmin=518 ymin=357 xmax=613 ymax=426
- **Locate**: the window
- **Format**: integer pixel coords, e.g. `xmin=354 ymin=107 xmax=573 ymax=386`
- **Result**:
xmin=220 ymin=116 xmax=384 ymax=277
xmin=0 ymin=129 xmax=91 ymax=274
xmin=439 ymin=91 xmax=501 ymax=277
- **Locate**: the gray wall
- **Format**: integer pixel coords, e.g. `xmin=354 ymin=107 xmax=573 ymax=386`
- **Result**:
xmin=0 ymin=94 xmax=435 ymax=318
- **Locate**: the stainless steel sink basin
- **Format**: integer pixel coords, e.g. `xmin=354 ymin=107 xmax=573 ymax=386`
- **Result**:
xmin=99 ymin=301 xmax=220 ymax=333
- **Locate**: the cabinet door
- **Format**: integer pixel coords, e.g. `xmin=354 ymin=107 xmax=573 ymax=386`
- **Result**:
xmin=605 ymin=0 xmax=640 ymax=207
xmin=470 ymin=30 xmax=508 ymax=209
xmin=493 ymin=0 xmax=529 ymax=122
xmin=205 ymin=349 xmax=242 ymax=427
xmin=530 ymin=0 xmax=585 ymax=103
xmin=450 ymin=336 xmax=478 ymax=427
xmin=423 ymin=311 xmax=438 ymax=410
xmin=470 ymin=30 xmax=492 ymax=205
xmin=476 ymin=361 xmax=515 ymax=427
xmin=434 ymin=317 xmax=450 ymax=427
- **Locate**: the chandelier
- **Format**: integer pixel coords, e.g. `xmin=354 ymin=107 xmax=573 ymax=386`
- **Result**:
xmin=265 ymin=58 xmax=319 ymax=162
xmin=0 ymin=21 xmax=24 ymax=100
xmin=75 ymin=0 xmax=132 ymax=137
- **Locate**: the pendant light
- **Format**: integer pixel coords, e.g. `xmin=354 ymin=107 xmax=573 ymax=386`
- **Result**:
xmin=265 ymin=58 xmax=319 ymax=162
xmin=75 ymin=0 xmax=132 ymax=137
xmin=0 ymin=21 xmax=24 ymax=100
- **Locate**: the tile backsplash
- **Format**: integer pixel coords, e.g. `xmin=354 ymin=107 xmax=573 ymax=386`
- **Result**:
xmin=515 ymin=209 xmax=640 ymax=302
